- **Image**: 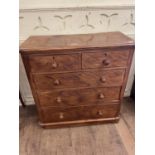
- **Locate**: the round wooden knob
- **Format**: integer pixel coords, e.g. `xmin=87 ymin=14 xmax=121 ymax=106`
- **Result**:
xmin=99 ymin=93 xmax=105 ymax=99
xmin=100 ymin=77 xmax=106 ymax=83
xmin=104 ymin=53 xmax=108 ymax=56
xmin=98 ymin=110 xmax=103 ymax=116
xmin=102 ymin=60 xmax=110 ymax=66
xmin=54 ymin=79 xmax=60 ymax=85
xmin=59 ymin=112 xmax=64 ymax=119
xmin=52 ymin=62 xmax=57 ymax=68
xmin=56 ymin=97 xmax=62 ymax=103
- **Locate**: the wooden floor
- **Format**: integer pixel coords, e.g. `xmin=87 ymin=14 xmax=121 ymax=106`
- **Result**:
xmin=20 ymin=98 xmax=135 ymax=155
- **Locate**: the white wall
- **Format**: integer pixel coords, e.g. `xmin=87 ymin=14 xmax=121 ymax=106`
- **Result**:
xmin=19 ymin=0 xmax=135 ymax=105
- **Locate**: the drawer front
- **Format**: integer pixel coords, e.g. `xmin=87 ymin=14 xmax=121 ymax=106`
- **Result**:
xmin=82 ymin=50 xmax=130 ymax=69
xmin=38 ymin=87 xmax=121 ymax=107
xmin=33 ymin=69 xmax=125 ymax=91
xmin=40 ymin=104 xmax=120 ymax=123
xmin=29 ymin=54 xmax=81 ymax=73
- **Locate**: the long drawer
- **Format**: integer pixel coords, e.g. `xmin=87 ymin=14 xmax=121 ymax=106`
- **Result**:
xmin=28 ymin=53 xmax=81 ymax=73
xmin=37 ymin=87 xmax=121 ymax=107
xmin=82 ymin=50 xmax=130 ymax=69
xmin=40 ymin=104 xmax=120 ymax=123
xmin=33 ymin=69 xmax=125 ymax=91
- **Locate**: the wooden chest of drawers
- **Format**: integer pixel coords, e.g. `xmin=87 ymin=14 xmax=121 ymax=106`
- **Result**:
xmin=20 ymin=32 xmax=134 ymax=128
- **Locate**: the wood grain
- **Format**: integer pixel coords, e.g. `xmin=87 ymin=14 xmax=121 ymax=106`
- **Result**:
xmin=82 ymin=49 xmax=130 ymax=69
xmin=40 ymin=104 xmax=120 ymax=123
xmin=115 ymin=119 xmax=134 ymax=155
xmin=28 ymin=53 xmax=81 ymax=73
xmin=37 ymin=87 xmax=121 ymax=107
xmin=20 ymin=98 xmax=134 ymax=155
xmin=33 ymin=69 xmax=125 ymax=91
xmin=20 ymin=32 xmax=134 ymax=53
xmin=20 ymin=32 xmax=134 ymax=128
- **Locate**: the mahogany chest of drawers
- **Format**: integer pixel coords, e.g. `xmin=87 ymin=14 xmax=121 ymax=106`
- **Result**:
xmin=20 ymin=32 xmax=134 ymax=128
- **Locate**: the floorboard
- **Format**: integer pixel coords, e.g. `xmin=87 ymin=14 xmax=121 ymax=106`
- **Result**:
xmin=20 ymin=97 xmax=135 ymax=155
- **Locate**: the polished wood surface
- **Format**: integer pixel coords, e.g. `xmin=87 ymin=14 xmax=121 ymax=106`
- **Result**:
xmin=37 ymin=87 xmax=121 ymax=107
xmin=82 ymin=49 xmax=130 ymax=69
xmin=40 ymin=104 xmax=119 ymax=123
xmin=29 ymin=54 xmax=81 ymax=73
xmin=20 ymin=32 xmax=134 ymax=53
xmin=33 ymin=69 xmax=125 ymax=91
xmin=20 ymin=32 xmax=134 ymax=128
xmin=20 ymin=98 xmax=135 ymax=155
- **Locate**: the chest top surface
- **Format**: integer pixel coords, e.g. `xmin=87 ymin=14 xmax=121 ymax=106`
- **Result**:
xmin=20 ymin=32 xmax=134 ymax=54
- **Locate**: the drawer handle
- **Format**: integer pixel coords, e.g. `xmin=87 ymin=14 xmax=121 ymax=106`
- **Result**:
xmin=102 ymin=60 xmax=110 ymax=66
xmin=52 ymin=62 xmax=58 ymax=68
xmin=100 ymin=77 xmax=106 ymax=83
xmin=56 ymin=97 xmax=62 ymax=103
xmin=99 ymin=93 xmax=105 ymax=99
xmin=54 ymin=79 xmax=60 ymax=85
xmin=97 ymin=110 xmax=103 ymax=116
xmin=59 ymin=112 xmax=64 ymax=119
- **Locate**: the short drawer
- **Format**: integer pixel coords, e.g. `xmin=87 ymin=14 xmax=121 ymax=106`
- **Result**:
xmin=28 ymin=54 xmax=81 ymax=73
xmin=82 ymin=49 xmax=130 ymax=69
xmin=33 ymin=69 xmax=125 ymax=91
xmin=38 ymin=87 xmax=121 ymax=107
xmin=40 ymin=104 xmax=120 ymax=123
